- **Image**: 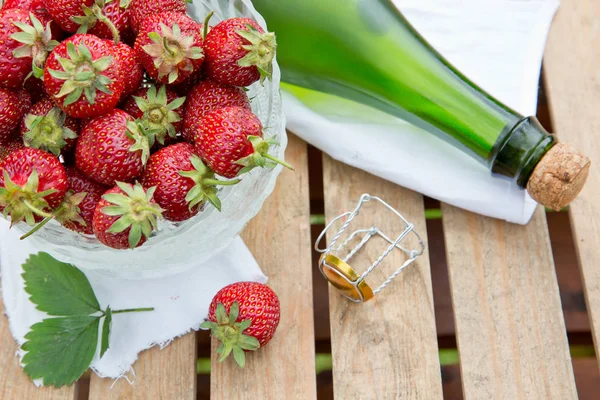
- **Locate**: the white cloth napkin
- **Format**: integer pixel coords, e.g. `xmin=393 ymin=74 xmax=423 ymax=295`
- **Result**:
xmin=0 ymin=216 xmax=267 ymax=379
xmin=283 ymin=0 xmax=560 ymax=224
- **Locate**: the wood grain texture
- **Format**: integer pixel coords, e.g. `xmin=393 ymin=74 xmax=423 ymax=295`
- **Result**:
xmin=89 ymin=332 xmax=197 ymax=400
xmin=0 ymin=298 xmax=77 ymax=400
xmin=210 ymin=134 xmax=317 ymax=400
xmin=441 ymin=206 xmax=577 ymax=400
xmin=322 ymin=155 xmax=443 ymax=400
xmin=543 ymin=0 xmax=600 ymax=368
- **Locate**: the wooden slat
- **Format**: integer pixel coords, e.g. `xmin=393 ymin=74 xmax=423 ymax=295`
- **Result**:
xmin=210 ymin=134 xmax=317 ymax=400
xmin=88 ymin=331 xmax=197 ymax=399
xmin=322 ymin=156 xmax=443 ymax=399
xmin=441 ymin=206 xmax=577 ymax=399
xmin=543 ymin=0 xmax=600 ymax=367
xmin=0 ymin=298 xmax=77 ymax=400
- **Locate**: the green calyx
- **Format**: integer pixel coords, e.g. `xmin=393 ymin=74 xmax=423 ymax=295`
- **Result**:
xmin=0 ymin=169 xmax=57 ymax=227
xmin=126 ymin=120 xmax=156 ymax=165
xmin=11 ymin=13 xmax=60 ymax=79
xmin=133 ymin=85 xmax=185 ymax=145
xmin=101 ymin=182 xmax=163 ymax=249
xmin=235 ymin=135 xmax=294 ymax=176
xmin=23 ymin=107 xmax=78 ymax=156
xmin=178 ymin=155 xmax=240 ymax=212
xmin=48 ymin=42 xmax=114 ymax=107
xmin=143 ymin=23 xmax=204 ymax=84
xmin=200 ymin=302 xmax=260 ymax=368
xmin=236 ymin=23 xmax=277 ymax=84
xmin=72 ymin=0 xmax=122 ymax=44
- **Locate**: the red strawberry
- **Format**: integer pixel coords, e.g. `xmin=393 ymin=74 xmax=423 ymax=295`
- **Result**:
xmin=75 ymin=109 xmax=152 ymax=186
xmin=24 ymin=75 xmax=48 ymax=103
xmin=2 ymin=0 xmax=63 ymax=38
xmin=52 ymin=166 xmax=107 ymax=234
xmin=122 ymin=85 xmax=185 ymax=145
xmin=193 ymin=106 xmax=292 ymax=179
xmin=202 ymin=282 xmax=280 ymax=367
xmin=0 ymin=9 xmax=58 ymax=88
xmin=0 ymin=88 xmax=31 ymax=143
xmin=0 ymin=147 xmax=67 ymax=225
xmin=46 ymin=0 xmax=128 ymax=40
xmin=204 ymin=18 xmax=276 ymax=87
xmin=46 ymin=0 xmax=93 ymax=33
xmin=128 ymin=0 xmax=187 ymax=35
xmin=0 ymin=136 xmax=25 ymax=161
xmin=20 ymin=98 xmax=79 ymax=156
xmin=93 ymin=181 xmax=162 ymax=249
xmin=44 ymin=34 xmax=125 ymax=118
xmin=181 ymin=80 xmax=250 ymax=142
xmin=141 ymin=142 xmax=239 ymax=222
xmin=134 ymin=12 xmax=203 ymax=85
xmin=111 ymin=42 xmax=143 ymax=97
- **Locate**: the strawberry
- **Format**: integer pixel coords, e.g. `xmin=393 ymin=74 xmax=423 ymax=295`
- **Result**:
xmin=122 ymin=85 xmax=185 ymax=145
xmin=134 ymin=12 xmax=203 ymax=85
xmin=24 ymin=74 xmax=48 ymax=103
xmin=47 ymin=0 xmax=127 ymax=41
xmin=141 ymin=142 xmax=239 ymax=222
xmin=202 ymin=282 xmax=280 ymax=367
xmin=0 ymin=87 xmax=31 ymax=143
xmin=2 ymin=0 xmax=63 ymax=39
xmin=44 ymin=34 xmax=125 ymax=118
xmin=0 ymin=9 xmax=58 ymax=87
xmin=0 ymin=147 xmax=67 ymax=225
xmin=111 ymin=42 xmax=143 ymax=97
xmin=204 ymin=18 xmax=276 ymax=87
xmin=93 ymin=181 xmax=162 ymax=249
xmin=0 ymin=136 xmax=25 ymax=161
xmin=193 ymin=106 xmax=292 ymax=179
xmin=20 ymin=97 xmax=79 ymax=156
xmin=128 ymin=0 xmax=187 ymax=35
xmin=181 ymin=79 xmax=250 ymax=142
xmin=75 ymin=109 xmax=152 ymax=186
xmin=52 ymin=166 xmax=107 ymax=234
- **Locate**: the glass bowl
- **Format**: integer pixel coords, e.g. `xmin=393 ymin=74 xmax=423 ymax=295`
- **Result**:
xmin=13 ymin=0 xmax=287 ymax=279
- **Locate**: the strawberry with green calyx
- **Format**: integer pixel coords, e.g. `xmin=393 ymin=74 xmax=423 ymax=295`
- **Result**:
xmin=204 ymin=18 xmax=276 ymax=87
xmin=44 ymin=34 xmax=124 ymax=118
xmin=20 ymin=98 xmax=79 ymax=156
xmin=134 ymin=12 xmax=204 ymax=85
xmin=46 ymin=0 xmax=93 ymax=33
xmin=181 ymin=79 xmax=250 ymax=142
xmin=93 ymin=181 xmax=163 ymax=249
xmin=0 ymin=147 xmax=67 ymax=226
xmin=59 ymin=167 xmax=107 ymax=234
xmin=2 ymin=0 xmax=62 ymax=39
xmin=75 ymin=110 xmax=153 ymax=186
xmin=141 ymin=143 xmax=239 ymax=222
xmin=0 ymin=87 xmax=32 ymax=143
xmin=128 ymin=0 xmax=188 ymax=35
xmin=193 ymin=106 xmax=292 ymax=179
xmin=202 ymin=282 xmax=280 ymax=368
xmin=122 ymin=85 xmax=185 ymax=145
xmin=71 ymin=0 xmax=130 ymax=43
xmin=10 ymin=12 xmax=59 ymax=80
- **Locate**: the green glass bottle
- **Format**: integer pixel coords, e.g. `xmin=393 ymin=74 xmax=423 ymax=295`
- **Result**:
xmin=253 ymin=0 xmax=590 ymax=209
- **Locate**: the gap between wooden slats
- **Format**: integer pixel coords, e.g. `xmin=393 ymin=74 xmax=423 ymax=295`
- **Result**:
xmin=210 ymin=134 xmax=317 ymax=400
xmin=0 ymin=297 xmax=78 ymax=400
xmin=543 ymin=0 xmax=600 ymax=370
xmin=321 ymin=155 xmax=443 ymax=400
xmin=441 ymin=205 xmax=577 ymax=399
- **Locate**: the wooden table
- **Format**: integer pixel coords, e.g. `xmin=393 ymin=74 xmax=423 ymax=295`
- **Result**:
xmin=1 ymin=1 xmax=599 ymax=398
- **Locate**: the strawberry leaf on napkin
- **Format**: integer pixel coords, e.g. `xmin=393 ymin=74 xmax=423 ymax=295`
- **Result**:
xmin=19 ymin=252 xmax=154 ymax=387
xmin=22 ymin=252 xmax=101 ymax=316
xmin=21 ymin=316 xmax=100 ymax=387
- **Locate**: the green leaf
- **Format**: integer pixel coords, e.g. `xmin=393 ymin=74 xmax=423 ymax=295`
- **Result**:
xmin=21 ymin=316 xmax=100 ymax=388
xmin=232 ymin=346 xmax=246 ymax=368
xmin=100 ymin=307 xmax=112 ymax=358
xmin=22 ymin=252 xmax=101 ymax=316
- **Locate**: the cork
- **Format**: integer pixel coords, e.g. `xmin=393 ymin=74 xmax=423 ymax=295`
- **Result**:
xmin=527 ymin=143 xmax=591 ymax=211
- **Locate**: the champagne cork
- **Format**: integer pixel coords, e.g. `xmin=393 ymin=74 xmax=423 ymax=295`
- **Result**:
xmin=527 ymin=143 xmax=591 ymax=211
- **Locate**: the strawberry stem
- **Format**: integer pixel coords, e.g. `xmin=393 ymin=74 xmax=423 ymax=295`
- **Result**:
xmin=112 ymin=307 xmax=155 ymax=314
xmin=203 ymin=11 xmax=214 ymax=41
xmin=263 ymin=153 xmax=294 ymax=171
xmin=203 ymin=178 xmax=240 ymax=187
xmin=19 ymin=216 xmax=52 ymax=240
xmin=23 ymin=200 xmax=53 ymax=218
xmin=97 ymin=13 xmax=121 ymax=45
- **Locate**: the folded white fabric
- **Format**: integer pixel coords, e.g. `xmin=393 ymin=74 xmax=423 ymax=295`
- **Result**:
xmin=283 ymin=0 xmax=560 ymax=224
xmin=0 ymin=216 xmax=266 ymax=379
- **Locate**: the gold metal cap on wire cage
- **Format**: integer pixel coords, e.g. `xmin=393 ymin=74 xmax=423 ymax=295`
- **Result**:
xmin=315 ymin=194 xmax=425 ymax=303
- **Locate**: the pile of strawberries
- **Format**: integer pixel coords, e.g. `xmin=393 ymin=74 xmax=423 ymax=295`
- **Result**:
xmin=0 ymin=0 xmax=288 ymax=250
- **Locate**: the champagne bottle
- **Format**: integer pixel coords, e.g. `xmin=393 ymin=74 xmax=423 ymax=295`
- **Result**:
xmin=253 ymin=0 xmax=590 ymax=210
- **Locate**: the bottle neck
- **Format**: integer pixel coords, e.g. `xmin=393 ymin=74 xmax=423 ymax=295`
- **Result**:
xmin=490 ymin=117 xmax=556 ymax=188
